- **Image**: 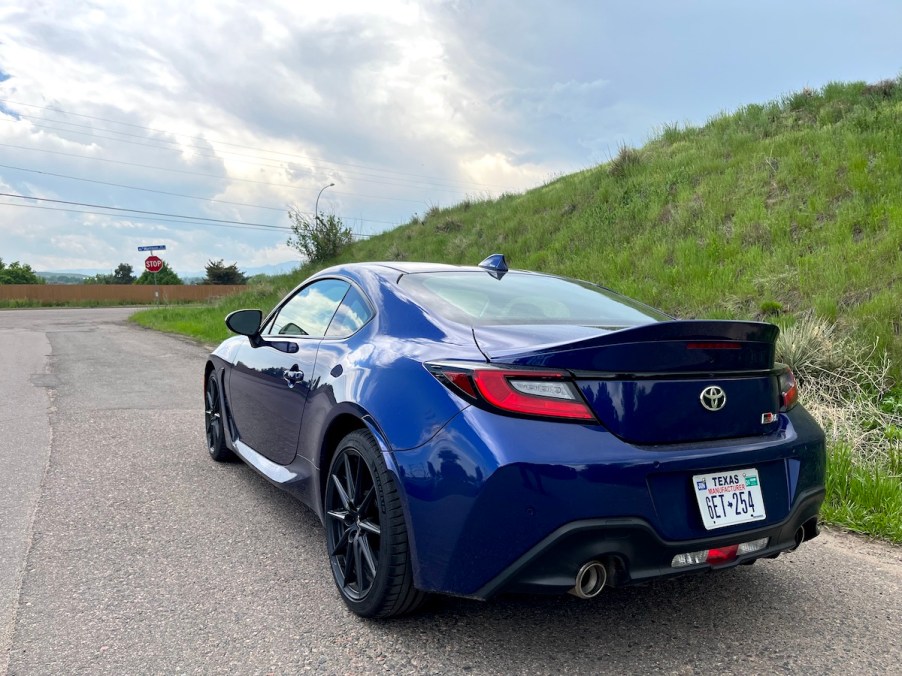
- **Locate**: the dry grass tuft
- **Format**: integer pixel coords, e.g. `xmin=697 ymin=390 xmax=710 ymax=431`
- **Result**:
xmin=609 ymin=144 xmax=641 ymax=177
xmin=777 ymin=314 xmax=899 ymax=467
xmin=385 ymin=243 xmax=405 ymax=261
xmin=435 ymin=219 xmax=463 ymax=233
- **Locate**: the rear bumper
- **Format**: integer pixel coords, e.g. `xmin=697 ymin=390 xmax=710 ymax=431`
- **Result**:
xmin=475 ymin=487 xmax=824 ymax=598
xmin=390 ymin=404 xmax=826 ymax=598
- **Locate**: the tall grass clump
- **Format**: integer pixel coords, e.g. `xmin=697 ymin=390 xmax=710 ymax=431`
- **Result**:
xmin=608 ymin=144 xmax=641 ymax=177
xmin=776 ymin=314 xmax=902 ymax=540
xmin=777 ymin=314 xmax=895 ymax=463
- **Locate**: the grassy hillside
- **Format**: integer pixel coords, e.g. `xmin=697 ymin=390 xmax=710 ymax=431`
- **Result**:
xmin=142 ymin=80 xmax=902 ymax=362
xmin=133 ymin=79 xmax=902 ymax=541
xmin=349 ymin=80 xmax=902 ymax=369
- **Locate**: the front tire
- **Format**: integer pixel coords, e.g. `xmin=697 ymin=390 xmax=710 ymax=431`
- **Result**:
xmin=324 ymin=430 xmax=426 ymax=618
xmin=204 ymin=372 xmax=234 ymax=462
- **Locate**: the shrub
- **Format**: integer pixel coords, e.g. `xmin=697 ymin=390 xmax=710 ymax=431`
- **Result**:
xmin=287 ymin=208 xmax=354 ymax=263
xmin=776 ymin=314 xmax=898 ymax=466
xmin=862 ymin=79 xmax=897 ymax=98
xmin=204 ymin=259 xmax=247 ymax=285
xmin=759 ymin=300 xmax=783 ymax=316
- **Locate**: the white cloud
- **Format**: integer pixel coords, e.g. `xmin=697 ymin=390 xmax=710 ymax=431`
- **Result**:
xmin=1 ymin=0 xmax=902 ymax=272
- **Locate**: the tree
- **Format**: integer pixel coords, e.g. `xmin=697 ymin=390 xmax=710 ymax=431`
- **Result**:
xmin=134 ymin=261 xmax=182 ymax=285
xmin=113 ymin=263 xmax=136 ymax=284
xmin=84 ymin=263 xmax=135 ymax=285
xmin=0 ymin=258 xmax=44 ymax=284
xmin=287 ymin=208 xmax=353 ymax=263
xmin=83 ymin=273 xmax=114 ymax=284
xmin=203 ymin=259 xmax=247 ymax=285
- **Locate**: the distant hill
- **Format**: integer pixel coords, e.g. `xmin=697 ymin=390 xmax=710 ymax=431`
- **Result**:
xmin=37 ymin=271 xmax=89 ymax=284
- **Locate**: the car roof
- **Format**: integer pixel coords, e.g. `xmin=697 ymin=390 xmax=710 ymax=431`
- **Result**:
xmin=320 ymin=261 xmax=535 ymax=278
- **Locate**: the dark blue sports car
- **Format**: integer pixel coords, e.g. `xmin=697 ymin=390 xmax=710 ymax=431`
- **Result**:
xmin=204 ymin=255 xmax=825 ymax=617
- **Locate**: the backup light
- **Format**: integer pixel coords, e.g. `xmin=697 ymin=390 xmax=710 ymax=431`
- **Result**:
xmin=671 ymin=537 xmax=769 ymax=568
xmin=737 ymin=538 xmax=769 ymax=555
xmin=510 ymin=380 xmax=575 ymax=400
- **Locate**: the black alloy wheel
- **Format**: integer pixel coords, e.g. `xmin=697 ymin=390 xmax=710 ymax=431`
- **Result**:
xmin=204 ymin=372 xmax=233 ymax=461
xmin=324 ymin=430 xmax=426 ymax=618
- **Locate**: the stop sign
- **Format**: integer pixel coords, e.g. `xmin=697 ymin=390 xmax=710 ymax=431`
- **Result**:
xmin=144 ymin=255 xmax=163 ymax=273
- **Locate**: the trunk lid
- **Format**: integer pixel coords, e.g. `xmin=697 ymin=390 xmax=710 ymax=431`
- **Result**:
xmin=473 ymin=320 xmax=782 ymax=444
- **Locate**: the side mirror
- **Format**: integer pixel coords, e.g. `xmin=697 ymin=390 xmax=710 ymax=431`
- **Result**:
xmin=225 ymin=309 xmax=263 ymax=337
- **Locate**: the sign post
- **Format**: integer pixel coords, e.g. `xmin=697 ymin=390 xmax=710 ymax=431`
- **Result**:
xmin=138 ymin=245 xmax=167 ymax=304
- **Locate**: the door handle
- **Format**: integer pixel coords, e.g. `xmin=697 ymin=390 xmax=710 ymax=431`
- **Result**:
xmin=283 ymin=366 xmax=304 ymax=388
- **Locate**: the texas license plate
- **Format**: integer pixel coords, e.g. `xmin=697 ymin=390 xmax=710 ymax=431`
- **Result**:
xmin=692 ymin=468 xmax=766 ymax=530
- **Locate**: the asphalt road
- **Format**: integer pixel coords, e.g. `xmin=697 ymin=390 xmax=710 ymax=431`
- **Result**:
xmin=1 ymin=307 xmax=900 ymax=675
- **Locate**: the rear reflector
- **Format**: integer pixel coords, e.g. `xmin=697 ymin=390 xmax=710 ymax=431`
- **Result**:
xmin=706 ymin=545 xmax=739 ymax=565
xmin=671 ymin=538 xmax=769 ymax=568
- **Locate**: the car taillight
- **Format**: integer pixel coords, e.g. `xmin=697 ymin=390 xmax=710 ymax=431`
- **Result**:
xmin=428 ymin=362 xmax=595 ymax=421
xmin=778 ymin=366 xmax=798 ymax=411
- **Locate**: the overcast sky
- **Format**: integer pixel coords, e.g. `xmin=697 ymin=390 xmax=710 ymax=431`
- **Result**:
xmin=1 ymin=0 xmax=901 ymax=275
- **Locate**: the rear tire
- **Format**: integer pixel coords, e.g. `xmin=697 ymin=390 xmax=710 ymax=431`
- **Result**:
xmin=204 ymin=372 xmax=234 ymax=462
xmin=324 ymin=430 xmax=426 ymax=618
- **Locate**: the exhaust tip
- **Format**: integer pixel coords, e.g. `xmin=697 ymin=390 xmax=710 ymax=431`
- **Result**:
xmin=787 ymin=526 xmax=805 ymax=552
xmin=569 ymin=561 xmax=607 ymax=599
xmin=803 ymin=517 xmax=821 ymax=541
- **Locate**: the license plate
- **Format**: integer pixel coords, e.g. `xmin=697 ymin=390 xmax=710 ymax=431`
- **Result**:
xmin=692 ymin=468 xmax=766 ymax=530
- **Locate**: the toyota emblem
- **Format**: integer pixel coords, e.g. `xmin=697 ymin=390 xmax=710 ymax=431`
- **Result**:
xmin=700 ymin=385 xmax=727 ymax=411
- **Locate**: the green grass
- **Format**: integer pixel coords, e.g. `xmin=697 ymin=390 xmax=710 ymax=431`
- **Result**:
xmin=131 ymin=79 xmax=902 ymax=542
xmin=131 ymin=275 xmax=300 ymax=343
xmin=822 ymin=444 xmax=902 ymax=542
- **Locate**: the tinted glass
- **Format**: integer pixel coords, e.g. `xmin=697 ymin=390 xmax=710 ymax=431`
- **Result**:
xmin=325 ymin=285 xmax=373 ymax=337
xmin=268 ymin=279 xmax=349 ymax=337
xmin=397 ymin=271 xmax=668 ymax=327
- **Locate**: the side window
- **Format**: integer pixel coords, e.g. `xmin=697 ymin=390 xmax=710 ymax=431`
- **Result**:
xmin=325 ymin=285 xmax=374 ymax=338
xmin=267 ymin=279 xmax=349 ymax=338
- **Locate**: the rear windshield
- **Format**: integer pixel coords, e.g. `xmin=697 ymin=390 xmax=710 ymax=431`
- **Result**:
xmin=397 ymin=271 xmax=669 ymax=327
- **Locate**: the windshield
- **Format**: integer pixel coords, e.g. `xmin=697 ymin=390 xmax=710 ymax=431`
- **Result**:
xmin=397 ymin=271 xmax=669 ymax=327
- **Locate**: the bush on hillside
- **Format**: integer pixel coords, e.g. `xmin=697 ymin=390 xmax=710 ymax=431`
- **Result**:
xmin=287 ymin=208 xmax=353 ymax=263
